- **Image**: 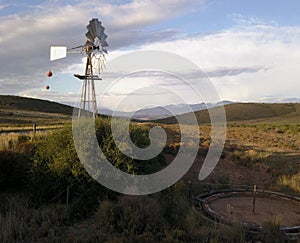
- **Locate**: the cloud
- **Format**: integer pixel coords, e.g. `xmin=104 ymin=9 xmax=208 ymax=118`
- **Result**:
xmin=0 ymin=0 xmax=7 ymax=10
xmin=137 ymin=24 xmax=300 ymax=101
xmin=0 ymin=0 xmax=203 ymax=95
xmin=108 ymin=29 xmax=179 ymax=49
xmin=231 ymin=13 xmax=278 ymax=27
xmin=15 ymin=22 xmax=300 ymax=103
xmin=206 ymin=66 xmax=267 ymax=77
xmin=103 ymin=90 xmax=169 ymax=97
xmin=97 ymin=0 xmax=205 ymax=29
xmin=18 ymin=88 xmax=80 ymax=103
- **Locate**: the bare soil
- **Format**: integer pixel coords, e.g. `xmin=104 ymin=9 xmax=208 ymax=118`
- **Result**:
xmin=166 ymin=153 xmax=275 ymax=188
xmin=209 ymin=195 xmax=300 ymax=227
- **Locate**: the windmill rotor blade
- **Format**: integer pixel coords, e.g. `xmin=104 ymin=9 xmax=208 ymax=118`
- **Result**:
xmin=50 ymin=46 xmax=67 ymax=61
xmin=100 ymin=33 xmax=107 ymax=42
xmin=85 ymin=40 xmax=94 ymax=48
xmin=102 ymin=41 xmax=109 ymax=48
xmin=96 ymin=26 xmax=104 ymax=37
xmin=87 ymin=18 xmax=99 ymax=39
xmin=85 ymin=31 xmax=94 ymax=43
xmin=93 ymin=20 xmax=101 ymax=33
xmin=85 ymin=18 xmax=108 ymax=52
xmin=91 ymin=19 xmax=99 ymax=37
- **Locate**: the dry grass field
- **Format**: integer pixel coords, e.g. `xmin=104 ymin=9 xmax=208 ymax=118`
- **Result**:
xmin=153 ymin=103 xmax=300 ymax=194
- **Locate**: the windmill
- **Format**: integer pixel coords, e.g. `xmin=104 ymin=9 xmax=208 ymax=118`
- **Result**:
xmin=50 ymin=18 xmax=108 ymax=117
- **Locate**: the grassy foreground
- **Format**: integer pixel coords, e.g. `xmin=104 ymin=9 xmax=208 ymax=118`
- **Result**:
xmin=0 ymin=96 xmax=299 ymax=241
xmin=0 ymin=115 xmax=299 ymax=242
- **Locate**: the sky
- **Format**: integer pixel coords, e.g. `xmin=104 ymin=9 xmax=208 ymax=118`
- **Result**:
xmin=0 ymin=0 xmax=300 ymax=111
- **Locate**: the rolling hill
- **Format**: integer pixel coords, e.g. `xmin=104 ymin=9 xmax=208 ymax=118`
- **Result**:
xmin=0 ymin=95 xmax=73 ymax=126
xmin=1 ymin=95 xmax=299 ymax=126
xmin=0 ymin=95 xmax=73 ymax=115
xmin=157 ymin=102 xmax=300 ymax=124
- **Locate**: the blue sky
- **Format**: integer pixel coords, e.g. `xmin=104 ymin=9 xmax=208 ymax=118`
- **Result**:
xmin=0 ymin=0 xmax=299 ymax=110
xmin=161 ymin=1 xmax=300 ymax=32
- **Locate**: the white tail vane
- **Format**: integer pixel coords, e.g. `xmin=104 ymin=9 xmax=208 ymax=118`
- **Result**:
xmin=50 ymin=46 xmax=67 ymax=61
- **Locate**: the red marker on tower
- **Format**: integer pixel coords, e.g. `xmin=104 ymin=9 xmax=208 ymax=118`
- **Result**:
xmin=46 ymin=70 xmax=53 ymax=77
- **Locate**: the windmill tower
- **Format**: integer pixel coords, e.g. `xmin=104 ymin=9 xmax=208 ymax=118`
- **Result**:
xmin=50 ymin=18 xmax=108 ymax=117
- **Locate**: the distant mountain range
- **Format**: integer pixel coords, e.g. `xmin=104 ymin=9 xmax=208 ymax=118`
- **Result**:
xmin=61 ymin=98 xmax=300 ymax=121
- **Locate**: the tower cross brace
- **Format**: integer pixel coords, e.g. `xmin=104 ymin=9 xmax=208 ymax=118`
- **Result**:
xmin=76 ymin=52 xmax=100 ymax=118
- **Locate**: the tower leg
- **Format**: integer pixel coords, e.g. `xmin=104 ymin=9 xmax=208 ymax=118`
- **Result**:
xmin=78 ymin=54 xmax=98 ymax=118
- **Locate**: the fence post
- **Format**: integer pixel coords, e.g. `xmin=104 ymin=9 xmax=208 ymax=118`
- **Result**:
xmin=66 ymin=186 xmax=70 ymax=213
xmin=252 ymin=184 xmax=257 ymax=213
xmin=33 ymin=123 xmax=36 ymax=136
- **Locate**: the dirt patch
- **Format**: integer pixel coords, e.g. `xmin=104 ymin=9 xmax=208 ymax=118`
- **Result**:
xmin=209 ymin=195 xmax=300 ymax=227
xmin=167 ymin=152 xmax=275 ymax=188
xmin=204 ymin=157 xmax=274 ymax=187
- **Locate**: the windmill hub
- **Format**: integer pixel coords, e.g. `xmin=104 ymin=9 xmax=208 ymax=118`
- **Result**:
xmin=86 ymin=45 xmax=94 ymax=53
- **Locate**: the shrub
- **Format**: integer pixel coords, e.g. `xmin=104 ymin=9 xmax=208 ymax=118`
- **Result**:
xmin=0 ymin=145 xmax=33 ymax=192
xmin=29 ymin=119 xmax=165 ymax=216
xmin=158 ymin=181 xmax=202 ymax=231
xmin=96 ymin=119 xmax=165 ymax=175
xmin=263 ymin=215 xmax=283 ymax=242
xmin=0 ymin=195 xmax=68 ymax=242
xmin=278 ymin=174 xmax=300 ymax=193
xmin=29 ymin=125 xmax=113 ymax=216
xmin=94 ymin=196 xmax=165 ymax=241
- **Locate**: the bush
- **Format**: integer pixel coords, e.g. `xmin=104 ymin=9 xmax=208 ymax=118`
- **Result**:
xmin=0 ymin=149 xmax=32 ymax=191
xmin=95 ymin=196 xmax=165 ymax=241
xmin=158 ymin=181 xmax=202 ymax=231
xmin=28 ymin=119 xmax=165 ymax=216
xmin=0 ymin=195 xmax=69 ymax=242
xmin=29 ymin=125 xmax=114 ymax=216
xmin=278 ymin=174 xmax=300 ymax=193
xmin=96 ymin=119 xmax=165 ymax=175
xmin=0 ymin=133 xmax=38 ymax=193
xmin=263 ymin=215 xmax=283 ymax=242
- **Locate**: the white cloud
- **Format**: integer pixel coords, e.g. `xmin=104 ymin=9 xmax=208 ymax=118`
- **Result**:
xmin=0 ymin=0 xmax=6 ymax=10
xmin=0 ymin=0 xmax=202 ymax=95
xmin=98 ymin=0 xmax=204 ymax=29
xmin=231 ymin=13 xmax=278 ymax=27
xmin=14 ymin=22 xmax=300 ymax=105
xmin=97 ymin=22 xmax=300 ymax=109
xmin=134 ymin=24 xmax=300 ymax=102
xmin=18 ymin=88 xmax=80 ymax=103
